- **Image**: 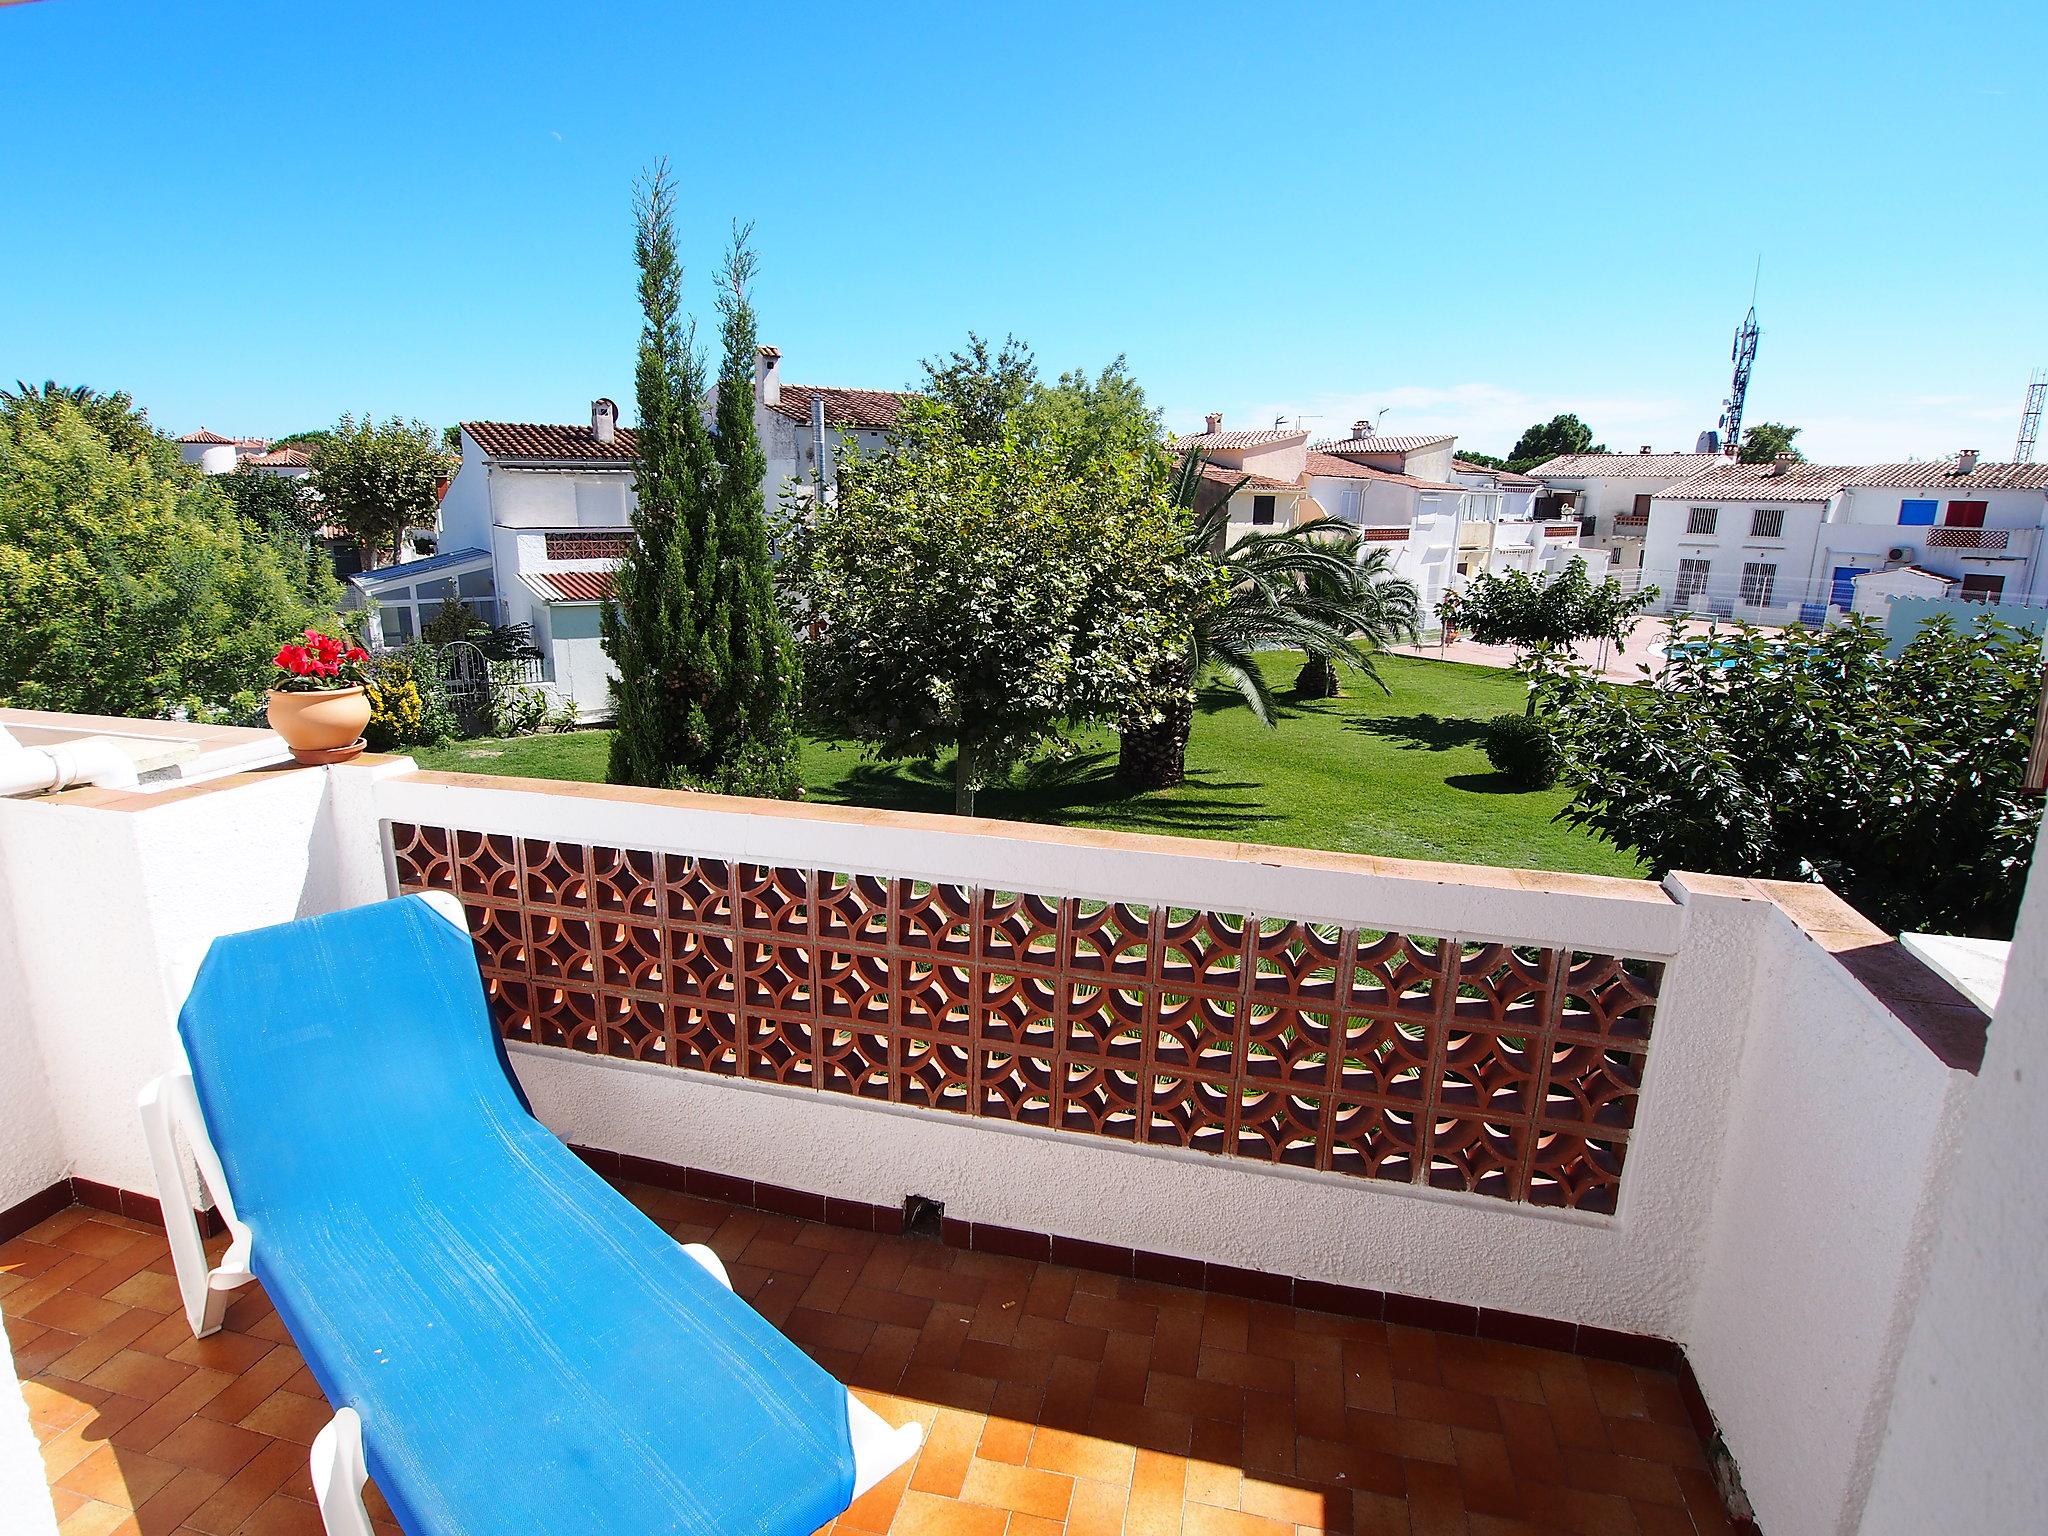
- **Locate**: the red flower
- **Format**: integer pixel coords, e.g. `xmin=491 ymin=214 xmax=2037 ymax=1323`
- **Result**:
xmin=345 ymin=646 xmax=368 ymax=663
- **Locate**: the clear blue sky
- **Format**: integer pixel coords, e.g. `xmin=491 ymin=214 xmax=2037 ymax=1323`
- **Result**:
xmin=4 ymin=0 xmax=2042 ymax=462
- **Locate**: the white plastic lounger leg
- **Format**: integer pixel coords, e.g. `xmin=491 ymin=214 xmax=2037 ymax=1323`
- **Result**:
xmin=137 ymin=1071 xmax=255 ymax=1338
xmin=682 ymin=1242 xmax=731 ymax=1290
xmin=311 ymin=1407 xmax=375 ymax=1536
xmin=846 ymin=1391 xmax=925 ymax=1500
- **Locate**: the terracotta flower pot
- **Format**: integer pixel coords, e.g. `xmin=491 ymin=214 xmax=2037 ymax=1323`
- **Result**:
xmin=267 ymin=687 xmax=372 ymax=763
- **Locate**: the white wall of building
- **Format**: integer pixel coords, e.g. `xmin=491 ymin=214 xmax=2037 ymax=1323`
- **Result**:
xmin=1642 ymin=494 xmax=1836 ymax=621
xmin=1688 ymin=901 xmax=1974 ymax=1536
xmin=1858 ymin=824 xmax=2048 ymax=1536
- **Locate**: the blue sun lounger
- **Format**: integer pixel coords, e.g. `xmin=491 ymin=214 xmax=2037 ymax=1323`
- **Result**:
xmin=138 ymin=893 xmax=921 ymax=1536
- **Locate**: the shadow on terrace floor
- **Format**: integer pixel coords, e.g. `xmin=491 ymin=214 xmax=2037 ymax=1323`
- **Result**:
xmin=3 ymin=1187 xmax=1737 ymax=1536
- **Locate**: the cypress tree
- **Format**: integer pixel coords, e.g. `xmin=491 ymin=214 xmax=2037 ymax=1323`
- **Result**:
xmin=603 ymin=168 xmax=801 ymax=795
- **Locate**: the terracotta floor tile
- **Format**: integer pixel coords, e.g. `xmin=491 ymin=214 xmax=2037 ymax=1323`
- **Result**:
xmin=1183 ymin=1500 xmax=1295 ymax=1536
xmin=908 ymin=1407 xmax=985 ymax=1498
xmin=1029 ymin=1426 xmax=1137 ymax=1484
xmin=959 ymin=1458 xmax=1075 ymax=1521
xmin=4 ymin=1193 xmax=1737 ymax=1536
xmin=889 ymin=1488 xmax=1009 ymax=1536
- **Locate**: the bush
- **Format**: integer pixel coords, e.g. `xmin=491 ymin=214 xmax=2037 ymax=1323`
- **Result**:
xmin=1484 ymin=713 xmax=1562 ymax=789
xmin=364 ymin=646 xmax=454 ymax=748
xmin=1551 ymin=615 xmax=2041 ymax=935
xmin=483 ymin=661 xmax=548 ymax=736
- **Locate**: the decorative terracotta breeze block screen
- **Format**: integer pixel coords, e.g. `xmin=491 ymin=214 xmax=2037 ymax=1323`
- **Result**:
xmin=390 ymin=825 xmax=1662 ymax=1213
xmin=542 ymin=531 xmax=633 ymax=561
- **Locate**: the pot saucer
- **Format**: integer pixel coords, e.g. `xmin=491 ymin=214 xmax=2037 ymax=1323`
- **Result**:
xmin=288 ymin=738 xmax=368 ymax=766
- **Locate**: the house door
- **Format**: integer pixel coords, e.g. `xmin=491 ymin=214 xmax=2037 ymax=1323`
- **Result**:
xmin=1830 ymin=566 xmax=1868 ymax=609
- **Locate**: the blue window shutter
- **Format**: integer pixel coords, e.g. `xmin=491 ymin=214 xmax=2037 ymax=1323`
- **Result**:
xmin=1899 ymin=499 xmax=1937 ymax=526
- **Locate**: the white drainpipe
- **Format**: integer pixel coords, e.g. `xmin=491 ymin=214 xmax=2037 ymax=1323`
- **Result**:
xmin=0 ymin=727 xmax=141 ymax=797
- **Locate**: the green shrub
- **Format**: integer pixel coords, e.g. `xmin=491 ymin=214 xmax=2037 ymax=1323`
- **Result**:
xmin=1485 ymin=713 xmax=1562 ymax=789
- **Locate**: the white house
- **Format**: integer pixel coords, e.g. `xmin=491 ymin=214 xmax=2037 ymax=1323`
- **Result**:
xmin=1172 ymin=416 xmax=1596 ymax=620
xmin=1526 ymin=450 xmax=1720 ymax=574
xmin=176 ymin=429 xmax=275 ymax=475
xmin=1640 ymin=452 xmax=2048 ymax=625
xmin=353 ymin=353 xmax=915 ymax=721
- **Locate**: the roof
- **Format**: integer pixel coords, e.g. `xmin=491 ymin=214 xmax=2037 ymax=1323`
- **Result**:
xmin=465 ymin=421 xmax=639 ymax=463
xmin=1651 ymin=463 xmax=1856 ymax=503
xmin=1452 ymin=458 xmax=1539 ymax=487
xmin=348 ymin=547 xmax=493 ymax=590
xmin=1846 ymin=461 xmax=2048 ymax=490
xmin=1527 ymin=453 xmax=1718 ymax=480
xmin=1199 ymin=464 xmax=1296 ymax=492
xmin=178 ymin=429 xmax=234 ymax=445
xmin=1312 ymin=434 xmax=1455 ymax=456
xmin=530 ymin=569 xmax=615 ymax=603
xmin=768 ymin=385 xmax=913 ymax=431
xmin=243 ymin=448 xmax=310 ymax=468
xmin=1303 ymin=452 xmax=1461 ymax=492
xmin=1172 ymin=428 xmax=1305 ymax=451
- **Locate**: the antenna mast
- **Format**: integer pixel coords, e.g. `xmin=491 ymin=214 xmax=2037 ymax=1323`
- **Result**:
xmin=1715 ymin=258 xmax=1762 ymax=458
xmin=2018 ymin=368 xmax=2046 ymax=463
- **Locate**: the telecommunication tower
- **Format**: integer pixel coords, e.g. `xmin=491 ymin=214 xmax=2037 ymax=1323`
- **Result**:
xmin=2017 ymin=369 xmax=2046 ymax=463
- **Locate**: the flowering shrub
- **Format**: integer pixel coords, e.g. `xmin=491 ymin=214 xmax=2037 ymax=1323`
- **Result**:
xmin=270 ymin=629 xmax=371 ymax=693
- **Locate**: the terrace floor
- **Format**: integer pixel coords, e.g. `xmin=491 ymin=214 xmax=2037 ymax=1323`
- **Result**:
xmin=3 ymin=1187 xmax=1735 ymax=1536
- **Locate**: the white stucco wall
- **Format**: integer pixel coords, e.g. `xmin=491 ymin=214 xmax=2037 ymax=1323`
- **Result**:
xmin=0 ymin=763 xmax=404 ymax=1195
xmin=486 ymin=466 xmax=634 ymax=529
xmin=1643 ymin=495 xmax=1834 ymax=620
xmin=0 ymin=854 xmax=66 ymax=1210
xmin=1858 ymin=820 xmax=2048 ymax=1536
xmin=1688 ymin=903 xmax=1974 ymax=1536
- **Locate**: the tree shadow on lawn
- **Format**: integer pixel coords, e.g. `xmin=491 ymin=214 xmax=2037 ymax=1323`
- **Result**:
xmin=819 ymin=752 xmax=1278 ymax=835
xmin=1445 ymin=770 xmax=1539 ymax=796
xmin=1345 ymin=712 xmax=1491 ymax=752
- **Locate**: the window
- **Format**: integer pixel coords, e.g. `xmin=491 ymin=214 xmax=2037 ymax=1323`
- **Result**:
xmin=1945 ymin=500 xmax=1987 ymax=528
xmin=1739 ymin=561 xmax=1778 ymax=608
xmin=379 ymin=605 xmax=415 ymax=646
xmin=1579 ymin=515 xmax=1598 ymax=538
xmin=1686 ymin=506 xmax=1718 ymax=535
xmin=1632 ymin=494 xmax=1652 ymax=517
xmin=1750 ymin=508 xmax=1785 ymax=538
xmin=1961 ymin=573 xmax=2006 ymax=604
xmin=1676 ymin=558 xmax=1711 ymax=607
xmin=1899 ymin=499 xmax=1937 ymax=526
xmin=1251 ymin=495 xmax=1277 ymax=526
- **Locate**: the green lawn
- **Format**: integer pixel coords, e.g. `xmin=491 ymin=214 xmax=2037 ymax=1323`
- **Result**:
xmin=413 ymin=655 xmax=1644 ymax=879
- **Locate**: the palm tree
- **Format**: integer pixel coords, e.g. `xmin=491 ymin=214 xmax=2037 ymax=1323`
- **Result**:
xmin=1116 ymin=460 xmax=1421 ymax=789
xmin=1294 ymin=532 xmax=1422 ymax=697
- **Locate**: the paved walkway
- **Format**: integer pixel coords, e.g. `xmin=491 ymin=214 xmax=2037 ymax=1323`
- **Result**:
xmin=1394 ymin=619 xmax=1782 ymax=683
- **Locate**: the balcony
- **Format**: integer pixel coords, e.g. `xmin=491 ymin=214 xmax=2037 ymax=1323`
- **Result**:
xmin=1921 ymin=527 xmax=2009 ymax=550
xmin=0 ymin=731 xmax=2035 ymax=1536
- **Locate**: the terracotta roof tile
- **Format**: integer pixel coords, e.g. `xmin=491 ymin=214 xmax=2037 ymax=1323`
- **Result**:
xmin=1172 ymin=428 xmax=1305 ymax=451
xmin=768 ymin=386 xmax=913 ymax=431
xmin=1529 ymin=453 xmax=1718 ymax=479
xmin=1312 ymin=433 xmax=1454 ymax=455
xmin=1303 ymin=452 xmax=1461 ymax=491
xmin=465 ymin=421 xmax=640 ymax=462
xmin=242 ymin=448 xmax=310 ymax=468
xmin=178 ymin=429 xmax=234 ymax=445
xmin=1847 ymin=461 xmax=2048 ymax=490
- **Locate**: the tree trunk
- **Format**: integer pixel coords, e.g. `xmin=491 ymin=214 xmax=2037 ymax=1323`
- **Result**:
xmin=1117 ymin=658 xmax=1194 ymax=790
xmin=1295 ymin=654 xmax=1341 ymax=698
xmin=953 ymin=739 xmax=978 ymax=816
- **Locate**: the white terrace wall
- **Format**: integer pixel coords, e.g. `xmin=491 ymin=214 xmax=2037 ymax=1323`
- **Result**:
xmin=1858 ymin=825 xmax=2048 ymax=1536
xmin=1687 ymin=888 xmax=1974 ymax=1536
xmin=0 ymin=762 xmax=400 ymax=1200
xmin=373 ymin=773 xmax=1731 ymax=1343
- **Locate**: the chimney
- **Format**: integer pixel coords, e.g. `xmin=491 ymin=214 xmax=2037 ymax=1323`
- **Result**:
xmin=1770 ymin=453 xmax=1796 ymax=476
xmin=1354 ymin=419 xmax=1374 ymax=438
xmin=755 ymin=345 xmax=782 ymax=408
xmin=590 ymin=398 xmax=617 ymax=445
xmin=1957 ymin=447 xmax=1980 ymax=474
xmin=1204 ymin=412 xmax=1223 ymax=435
xmin=1639 ymin=445 xmax=1652 ymax=455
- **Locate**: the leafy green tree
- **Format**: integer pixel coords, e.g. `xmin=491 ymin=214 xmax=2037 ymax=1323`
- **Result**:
xmin=1506 ymin=413 xmax=1606 ymax=472
xmin=2 ymin=380 xmax=179 ymax=472
xmin=1550 ymin=616 xmax=2041 ymax=935
xmin=793 ymin=407 xmax=1205 ymax=814
xmin=1738 ymin=422 xmax=1804 ymax=464
xmin=310 ymin=415 xmax=449 ymax=565
xmin=1032 ymin=356 xmax=1164 ymax=475
xmin=1436 ymin=559 xmax=1657 ymax=712
xmin=217 ymin=466 xmax=338 ymax=607
xmin=909 ymin=334 xmax=1037 ymax=448
xmin=269 ymin=429 xmax=332 ymax=453
xmin=603 ymin=170 xmax=802 ymax=797
xmin=0 ymin=398 xmax=331 ymax=716
xmin=1453 ymin=449 xmax=1507 ymax=469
